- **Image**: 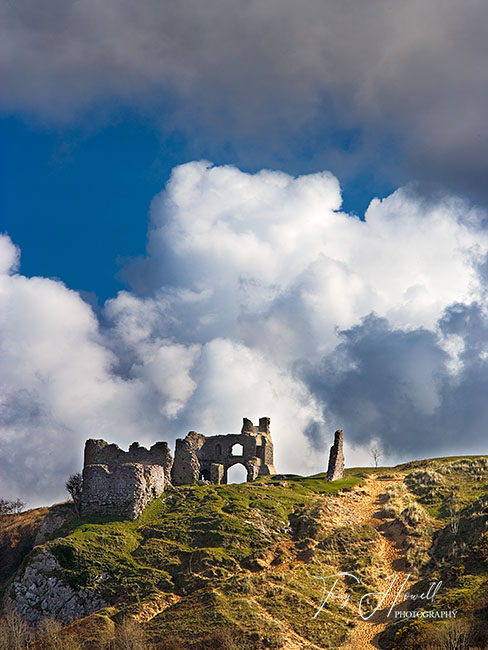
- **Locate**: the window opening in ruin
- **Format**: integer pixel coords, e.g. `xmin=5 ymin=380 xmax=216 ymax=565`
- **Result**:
xmin=231 ymin=443 xmax=243 ymax=456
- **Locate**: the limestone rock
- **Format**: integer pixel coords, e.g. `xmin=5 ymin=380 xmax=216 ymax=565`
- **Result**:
xmin=7 ymin=548 xmax=106 ymax=624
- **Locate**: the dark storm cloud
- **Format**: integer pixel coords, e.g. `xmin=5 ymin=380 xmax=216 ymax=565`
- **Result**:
xmin=305 ymin=308 xmax=488 ymax=460
xmin=1 ymin=0 xmax=487 ymax=200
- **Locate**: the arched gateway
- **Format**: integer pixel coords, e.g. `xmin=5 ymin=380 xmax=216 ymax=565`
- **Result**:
xmin=171 ymin=417 xmax=276 ymax=485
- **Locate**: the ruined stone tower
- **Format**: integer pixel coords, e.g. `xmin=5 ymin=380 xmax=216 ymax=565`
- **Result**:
xmin=326 ymin=429 xmax=345 ymax=481
xmin=171 ymin=417 xmax=276 ymax=485
xmin=80 ymin=439 xmax=173 ymax=519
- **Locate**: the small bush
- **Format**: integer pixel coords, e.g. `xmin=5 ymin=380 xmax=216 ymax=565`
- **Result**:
xmin=111 ymin=617 xmax=151 ymax=650
xmin=401 ymin=502 xmax=428 ymax=527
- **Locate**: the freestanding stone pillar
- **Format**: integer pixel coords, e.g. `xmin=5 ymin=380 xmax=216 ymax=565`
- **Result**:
xmin=326 ymin=430 xmax=344 ymax=481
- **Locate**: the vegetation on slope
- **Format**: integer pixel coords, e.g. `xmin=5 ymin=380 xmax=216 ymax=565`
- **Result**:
xmin=377 ymin=457 xmax=488 ymax=650
xmin=39 ymin=474 xmax=363 ymax=649
xmin=0 ymin=507 xmax=47 ymax=599
xmin=2 ymin=457 xmax=488 ymax=649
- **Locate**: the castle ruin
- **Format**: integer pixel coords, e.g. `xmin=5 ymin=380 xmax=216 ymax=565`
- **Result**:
xmin=80 ymin=439 xmax=173 ymax=519
xmin=171 ymin=416 xmax=276 ymax=485
xmin=80 ymin=417 xmax=344 ymax=519
xmin=326 ymin=429 xmax=345 ymax=481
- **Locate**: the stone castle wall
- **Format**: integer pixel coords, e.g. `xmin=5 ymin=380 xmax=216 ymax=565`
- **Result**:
xmin=326 ymin=429 xmax=345 ymax=481
xmin=80 ymin=418 xmax=344 ymax=519
xmin=80 ymin=439 xmax=172 ymax=519
xmin=171 ymin=417 xmax=276 ymax=486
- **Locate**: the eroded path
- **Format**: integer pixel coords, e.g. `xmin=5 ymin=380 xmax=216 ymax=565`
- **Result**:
xmin=333 ymin=474 xmax=409 ymax=650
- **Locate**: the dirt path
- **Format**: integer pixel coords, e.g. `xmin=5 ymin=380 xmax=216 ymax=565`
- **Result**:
xmin=135 ymin=474 xmax=410 ymax=649
xmin=334 ymin=474 xmax=410 ymax=650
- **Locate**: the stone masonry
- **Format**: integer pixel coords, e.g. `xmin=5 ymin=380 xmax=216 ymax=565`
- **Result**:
xmin=80 ymin=418 xmax=343 ymax=519
xmin=171 ymin=417 xmax=276 ymax=485
xmin=326 ymin=429 xmax=345 ymax=481
xmin=80 ymin=439 xmax=173 ymax=519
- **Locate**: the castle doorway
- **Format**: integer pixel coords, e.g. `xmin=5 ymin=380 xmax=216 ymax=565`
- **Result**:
xmin=199 ymin=469 xmax=211 ymax=481
xmin=227 ymin=463 xmax=247 ymax=484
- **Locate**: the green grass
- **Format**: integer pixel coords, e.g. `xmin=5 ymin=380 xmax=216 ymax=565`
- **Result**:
xmin=12 ymin=456 xmax=488 ymax=649
xmin=376 ymin=456 xmax=488 ymax=650
xmin=32 ymin=473 xmax=363 ymax=647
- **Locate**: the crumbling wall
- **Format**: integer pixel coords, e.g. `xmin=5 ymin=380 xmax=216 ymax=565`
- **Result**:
xmin=171 ymin=432 xmax=203 ymax=485
xmin=81 ymin=439 xmax=172 ymax=519
xmin=80 ymin=416 xmax=277 ymax=516
xmin=327 ymin=429 xmax=345 ymax=481
xmin=172 ymin=417 xmax=276 ymax=485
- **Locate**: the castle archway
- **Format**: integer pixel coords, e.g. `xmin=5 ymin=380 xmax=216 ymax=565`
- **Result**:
xmin=226 ymin=463 xmax=247 ymax=484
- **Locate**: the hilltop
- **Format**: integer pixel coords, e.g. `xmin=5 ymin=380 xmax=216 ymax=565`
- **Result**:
xmin=1 ymin=457 xmax=488 ymax=650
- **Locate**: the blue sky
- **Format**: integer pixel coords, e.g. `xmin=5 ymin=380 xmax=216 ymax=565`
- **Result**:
xmin=1 ymin=112 xmax=396 ymax=302
xmin=1 ymin=0 xmax=488 ymax=505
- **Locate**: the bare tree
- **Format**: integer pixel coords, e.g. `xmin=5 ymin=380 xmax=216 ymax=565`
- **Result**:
xmin=36 ymin=618 xmax=83 ymax=650
xmin=0 ymin=499 xmax=12 ymax=515
xmin=443 ymin=619 xmax=472 ymax=650
xmin=0 ymin=498 xmax=25 ymax=515
xmin=1 ymin=608 xmax=31 ymax=650
xmin=11 ymin=499 xmax=25 ymax=514
xmin=65 ymin=473 xmax=83 ymax=516
xmin=369 ymin=446 xmax=381 ymax=468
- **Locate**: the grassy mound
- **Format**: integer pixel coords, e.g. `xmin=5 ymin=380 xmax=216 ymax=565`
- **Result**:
xmin=40 ymin=474 xmax=361 ymax=648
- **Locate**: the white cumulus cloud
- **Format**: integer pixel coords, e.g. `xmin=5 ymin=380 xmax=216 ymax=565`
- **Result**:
xmin=2 ymin=163 xmax=488 ymax=506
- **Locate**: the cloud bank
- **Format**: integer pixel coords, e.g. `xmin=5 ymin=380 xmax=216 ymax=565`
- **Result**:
xmin=2 ymin=0 xmax=487 ymax=199
xmin=2 ymin=162 xmax=488 ymax=505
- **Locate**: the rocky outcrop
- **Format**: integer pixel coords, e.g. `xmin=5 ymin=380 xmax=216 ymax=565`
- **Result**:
xmin=7 ymin=548 xmax=106 ymax=624
xmin=34 ymin=503 xmax=76 ymax=546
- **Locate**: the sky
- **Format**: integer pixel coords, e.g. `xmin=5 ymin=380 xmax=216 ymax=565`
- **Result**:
xmin=1 ymin=0 xmax=488 ymax=506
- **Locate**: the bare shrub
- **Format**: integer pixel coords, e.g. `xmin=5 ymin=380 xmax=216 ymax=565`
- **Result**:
xmin=447 ymin=492 xmax=461 ymax=536
xmin=0 ymin=618 xmax=9 ymax=650
xmin=0 ymin=498 xmax=25 ymax=515
xmin=0 ymin=609 xmax=31 ymax=650
xmin=439 ymin=619 xmax=473 ymax=650
xmin=112 ymin=618 xmax=151 ymax=650
xmin=401 ymin=501 xmax=428 ymax=527
xmin=36 ymin=618 xmax=84 ymax=650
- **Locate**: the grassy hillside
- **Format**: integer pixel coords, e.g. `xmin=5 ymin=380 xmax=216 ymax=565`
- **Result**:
xmin=0 ymin=506 xmax=47 ymax=598
xmin=377 ymin=457 xmax=488 ymax=650
xmin=1 ymin=458 xmax=488 ymax=649
xmin=46 ymin=474 xmax=365 ymax=649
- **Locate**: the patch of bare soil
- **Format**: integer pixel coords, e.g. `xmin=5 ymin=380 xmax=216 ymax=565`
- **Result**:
xmin=334 ymin=475 xmax=410 ymax=650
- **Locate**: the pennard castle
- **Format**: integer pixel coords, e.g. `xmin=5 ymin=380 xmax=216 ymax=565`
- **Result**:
xmin=80 ymin=417 xmax=345 ymax=519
